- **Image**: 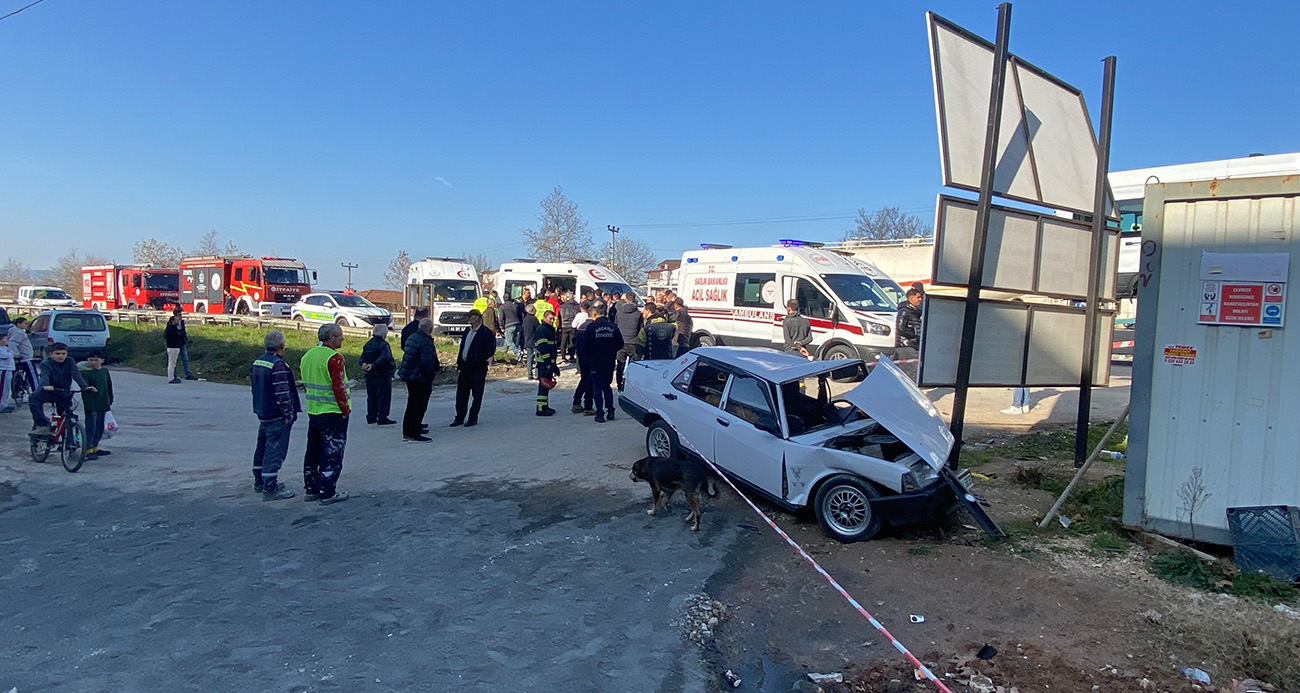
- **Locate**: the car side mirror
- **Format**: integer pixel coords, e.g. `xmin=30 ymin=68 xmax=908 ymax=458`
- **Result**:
xmin=311 ymin=270 xmax=318 ymax=282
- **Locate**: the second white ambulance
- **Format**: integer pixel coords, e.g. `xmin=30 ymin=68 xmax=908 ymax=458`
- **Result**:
xmin=677 ymin=241 xmax=902 ymax=361
xmin=405 ymin=258 xmax=482 ymax=335
xmin=496 ymin=259 xmax=637 ymax=302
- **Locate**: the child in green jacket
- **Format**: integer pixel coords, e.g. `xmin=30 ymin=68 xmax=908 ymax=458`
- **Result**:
xmin=80 ymin=350 xmax=115 ymax=460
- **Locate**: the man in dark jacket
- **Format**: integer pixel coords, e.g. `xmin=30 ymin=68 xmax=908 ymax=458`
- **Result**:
xmin=895 ymin=289 xmax=923 ymax=351
xmin=643 ymin=308 xmax=676 ymax=360
xmin=250 ymin=331 xmax=301 ymax=500
xmin=782 ymin=299 xmax=812 ymax=357
xmin=401 ymin=307 xmax=429 ymax=351
xmin=571 ymin=305 xmax=594 ymax=415
xmin=397 ymin=317 xmax=439 ymax=441
xmin=533 ymin=309 xmax=558 ymax=416
xmin=520 ymin=303 xmax=539 ymax=379
xmin=585 ymin=304 xmax=624 ymax=423
xmin=558 ymin=292 xmax=580 ymax=363
xmin=671 ymin=298 xmax=693 ymax=358
xmin=360 ymin=323 xmax=397 ymax=425
xmin=611 ymin=294 xmax=643 ymax=391
xmin=499 ymin=295 xmax=521 ymax=357
xmin=451 ymin=309 xmax=495 ymax=427
xmin=171 ymin=307 xmax=197 ymax=380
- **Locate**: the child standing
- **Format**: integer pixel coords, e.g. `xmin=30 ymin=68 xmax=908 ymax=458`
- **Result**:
xmin=0 ymin=332 xmax=14 ymax=413
xmin=80 ymin=350 xmax=114 ymax=459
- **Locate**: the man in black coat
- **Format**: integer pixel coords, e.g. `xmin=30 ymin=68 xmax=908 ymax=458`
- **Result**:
xmin=671 ymin=298 xmax=693 ymax=358
xmin=782 ymin=299 xmax=812 ymax=357
xmin=584 ymin=303 xmax=624 ymax=423
xmin=451 ymin=309 xmax=495 ymax=427
xmin=558 ymin=291 xmax=580 ymax=363
xmin=611 ymin=293 xmax=643 ymax=391
xmin=359 ymin=323 xmax=397 ymax=425
xmin=895 ymin=289 xmax=923 ymax=351
xmin=401 ymin=307 xmax=430 ymax=350
xmin=397 ymin=318 xmax=439 ymax=441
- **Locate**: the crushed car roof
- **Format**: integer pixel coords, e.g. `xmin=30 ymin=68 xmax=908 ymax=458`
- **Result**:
xmin=690 ymin=347 xmax=865 ymax=382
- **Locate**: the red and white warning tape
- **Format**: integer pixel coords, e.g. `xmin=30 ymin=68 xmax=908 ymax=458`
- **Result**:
xmin=683 ymin=439 xmax=954 ymax=693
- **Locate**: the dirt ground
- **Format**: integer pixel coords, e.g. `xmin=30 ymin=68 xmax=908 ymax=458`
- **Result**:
xmin=2 ymin=361 xmax=1297 ymax=692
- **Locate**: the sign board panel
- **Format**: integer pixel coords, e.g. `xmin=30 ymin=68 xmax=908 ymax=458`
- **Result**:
xmin=928 ymin=12 xmax=1115 ymax=218
xmin=932 ymin=195 xmax=1119 ymax=300
xmin=918 ymin=295 xmax=1112 ymax=387
xmin=1196 ymin=252 xmax=1289 ymax=327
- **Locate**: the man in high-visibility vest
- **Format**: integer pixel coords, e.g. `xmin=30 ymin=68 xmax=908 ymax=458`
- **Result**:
xmin=300 ymin=323 xmax=351 ymax=504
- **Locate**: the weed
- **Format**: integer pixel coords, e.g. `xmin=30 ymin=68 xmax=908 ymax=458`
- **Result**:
xmin=962 ymin=421 xmax=1128 ymax=467
xmin=906 ymin=546 xmax=932 ymax=557
xmin=1089 ymin=531 xmax=1128 ymax=554
xmin=1151 ymin=552 xmax=1299 ymax=605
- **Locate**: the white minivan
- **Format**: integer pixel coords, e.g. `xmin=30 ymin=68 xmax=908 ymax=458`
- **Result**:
xmin=28 ymin=309 xmax=110 ymax=361
xmin=496 ymin=259 xmax=637 ymax=302
xmin=676 ymin=241 xmax=902 ymax=361
xmin=17 ymin=286 xmax=79 ymax=307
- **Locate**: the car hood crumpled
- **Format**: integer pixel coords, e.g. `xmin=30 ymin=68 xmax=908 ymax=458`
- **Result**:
xmin=839 ymin=356 xmax=954 ymax=471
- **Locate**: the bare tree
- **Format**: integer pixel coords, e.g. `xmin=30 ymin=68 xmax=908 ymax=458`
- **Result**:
xmin=462 ymin=252 xmax=496 ymax=276
xmin=0 ymin=257 xmax=32 ymax=285
xmin=384 ymin=250 xmax=413 ymax=291
xmin=132 ymin=238 xmax=186 ymax=267
xmin=49 ymin=249 xmax=112 ymax=301
xmin=193 ymin=229 xmax=240 ymax=256
xmin=843 ymin=206 xmax=928 ymax=242
xmin=523 ymin=186 xmax=593 ymax=262
xmin=599 ymin=236 xmax=657 ymax=290
xmin=1176 ymin=466 xmax=1212 ymax=543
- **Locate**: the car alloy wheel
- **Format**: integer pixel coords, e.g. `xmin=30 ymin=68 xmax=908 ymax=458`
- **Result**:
xmin=813 ymin=474 xmax=882 ymax=542
xmin=645 ymin=420 xmax=680 ymax=459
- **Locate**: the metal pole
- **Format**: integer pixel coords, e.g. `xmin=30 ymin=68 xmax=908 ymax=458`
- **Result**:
xmin=1075 ymin=56 xmax=1117 ymax=468
xmin=948 ymin=2 xmax=1012 ymax=467
xmin=340 ymin=262 xmax=358 ymax=290
xmin=1041 ymin=404 xmax=1128 ymax=528
xmin=607 ymin=225 xmax=619 ymax=270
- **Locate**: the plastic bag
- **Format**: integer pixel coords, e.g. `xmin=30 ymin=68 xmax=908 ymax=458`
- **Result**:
xmin=103 ymin=411 xmax=118 ymax=440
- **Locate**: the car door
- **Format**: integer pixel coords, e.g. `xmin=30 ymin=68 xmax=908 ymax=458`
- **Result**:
xmin=664 ymin=359 xmax=729 ymax=462
xmin=714 ymin=372 xmax=786 ymax=498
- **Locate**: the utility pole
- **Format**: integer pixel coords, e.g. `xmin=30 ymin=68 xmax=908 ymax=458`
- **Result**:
xmin=340 ymin=262 xmax=358 ymax=290
xmin=607 ymin=225 xmax=620 ymax=270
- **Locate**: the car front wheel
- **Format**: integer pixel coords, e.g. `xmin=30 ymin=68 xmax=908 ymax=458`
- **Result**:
xmin=813 ymin=475 xmax=882 ymax=542
xmin=646 ymin=420 xmax=682 ymax=460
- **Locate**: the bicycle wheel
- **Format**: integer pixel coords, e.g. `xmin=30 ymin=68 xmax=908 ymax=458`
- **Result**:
xmin=61 ymin=421 xmax=86 ymax=473
xmin=30 ymin=434 xmax=51 ymax=463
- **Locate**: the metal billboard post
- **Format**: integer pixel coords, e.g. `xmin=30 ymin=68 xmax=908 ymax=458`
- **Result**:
xmin=1075 ymin=56 xmax=1117 ymax=468
xmin=948 ymin=2 xmax=1012 ymax=466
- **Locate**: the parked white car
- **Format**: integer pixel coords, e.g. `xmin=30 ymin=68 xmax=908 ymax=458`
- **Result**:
xmin=618 ymin=347 xmax=965 ymax=542
xmin=290 ymin=291 xmax=392 ymax=328
xmin=17 ymin=285 xmax=78 ymax=307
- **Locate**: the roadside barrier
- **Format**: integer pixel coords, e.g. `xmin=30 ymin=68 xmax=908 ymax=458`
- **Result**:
xmin=0 ymin=303 xmax=389 ymax=340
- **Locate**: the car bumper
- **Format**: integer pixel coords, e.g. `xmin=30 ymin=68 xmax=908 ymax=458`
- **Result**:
xmin=871 ymin=470 xmax=967 ymax=526
xmin=258 ymin=302 xmax=294 ymax=318
xmin=618 ymin=394 xmax=650 ymax=425
xmin=433 ymin=325 xmax=467 ymax=335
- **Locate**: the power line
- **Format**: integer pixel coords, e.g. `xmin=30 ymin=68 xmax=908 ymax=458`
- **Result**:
xmin=0 ymin=0 xmax=49 ymax=22
xmin=616 ymin=207 xmax=933 ymax=231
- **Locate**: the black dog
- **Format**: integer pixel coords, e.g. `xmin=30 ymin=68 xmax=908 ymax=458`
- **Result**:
xmin=629 ymin=456 xmax=718 ymax=531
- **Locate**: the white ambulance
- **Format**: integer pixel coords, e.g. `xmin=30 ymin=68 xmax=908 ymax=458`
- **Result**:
xmin=496 ymin=259 xmax=638 ymax=302
xmin=676 ymin=241 xmax=902 ymax=360
xmin=405 ymin=258 xmax=482 ymax=335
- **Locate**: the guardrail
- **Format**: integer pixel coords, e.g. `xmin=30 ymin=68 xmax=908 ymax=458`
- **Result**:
xmin=0 ymin=303 xmax=407 ymax=340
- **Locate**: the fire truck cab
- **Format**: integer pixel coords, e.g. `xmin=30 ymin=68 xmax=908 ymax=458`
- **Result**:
xmin=179 ymin=255 xmax=314 ymax=317
xmin=82 ymin=265 xmax=180 ymax=311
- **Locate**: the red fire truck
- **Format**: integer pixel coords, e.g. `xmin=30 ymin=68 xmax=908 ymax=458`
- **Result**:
xmin=178 ymin=255 xmax=314 ymax=316
xmin=81 ymin=265 xmax=181 ymax=311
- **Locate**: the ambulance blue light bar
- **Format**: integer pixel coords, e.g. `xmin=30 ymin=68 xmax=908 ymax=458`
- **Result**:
xmin=778 ymin=239 xmax=824 ymax=248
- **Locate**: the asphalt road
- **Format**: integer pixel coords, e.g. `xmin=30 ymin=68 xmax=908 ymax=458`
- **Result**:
xmin=0 ymin=364 xmax=1132 ymax=691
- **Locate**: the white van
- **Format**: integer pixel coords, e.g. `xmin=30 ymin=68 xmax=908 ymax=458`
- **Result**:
xmin=17 ymin=285 xmax=78 ymax=307
xmin=496 ymin=259 xmax=637 ymax=303
xmin=676 ymin=241 xmax=901 ymax=360
xmin=405 ymin=258 xmax=482 ymax=335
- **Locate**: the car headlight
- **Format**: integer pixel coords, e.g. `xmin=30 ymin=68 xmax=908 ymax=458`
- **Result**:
xmin=903 ymin=459 xmax=939 ymax=491
xmin=860 ymin=319 xmax=891 ymax=336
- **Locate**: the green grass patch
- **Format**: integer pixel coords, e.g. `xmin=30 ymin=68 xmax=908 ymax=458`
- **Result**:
xmin=1151 ymin=552 xmax=1299 ymax=605
xmin=107 ymin=322 xmax=461 ymax=385
xmin=906 ymin=545 xmax=932 ymax=557
xmin=963 ymin=421 xmax=1128 ymax=467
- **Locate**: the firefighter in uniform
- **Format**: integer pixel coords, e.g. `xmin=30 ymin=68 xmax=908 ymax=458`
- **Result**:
xmin=300 ymin=323 xmax=351 ymax=504
xmin=534 ymin=309 xmax=558 ymax=416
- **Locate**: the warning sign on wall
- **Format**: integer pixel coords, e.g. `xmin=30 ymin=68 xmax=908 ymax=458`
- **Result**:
xmin=1163 ymin=344 xmax=1197 ymax=366
xmin=1198 ymin=252 xmax=1289 ymax=328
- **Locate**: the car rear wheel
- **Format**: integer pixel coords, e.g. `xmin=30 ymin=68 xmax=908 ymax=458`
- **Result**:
xmin=335 ymin=317 xmax=349 ymax=327
xmin=694 ymin=333 xmax=716 ymax=348
xmin=292 ymin=314 xmax=305 ymax=322
xmin=646 ymin=420 xmax=682 ymax=460
xmin=814 ymin=475 xmax=882 ymax=542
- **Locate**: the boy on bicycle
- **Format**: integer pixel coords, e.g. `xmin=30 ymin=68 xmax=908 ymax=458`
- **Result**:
xmin=80 ymin=350 xmax=114 ymax=460
xmin=7 ymin=317 xmax=36 ymax=404
xmin=29 ymin=342 xmax=94 ymax=437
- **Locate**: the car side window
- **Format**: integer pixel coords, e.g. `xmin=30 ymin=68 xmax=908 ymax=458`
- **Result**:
xmin=796 ymin=278 xmax=834 ymax=320
xmin=250 ymin=267 xmax=260 ymax=283
xmin=234 ymin=268 xmax=244 ymax=282
xmin=31 ymin=315 xmax=49 ymax=332
xmin=687 ymin=362 xmax=729 ymax=408
xmin=724 ymin=374 xmax=779 ymax=432
xmin=671 ymin=361 xmax=696 ymax=394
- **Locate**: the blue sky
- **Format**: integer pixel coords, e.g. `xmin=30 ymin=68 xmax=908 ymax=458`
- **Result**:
xmin=2 ymin=1 xmax=1297 ymax=290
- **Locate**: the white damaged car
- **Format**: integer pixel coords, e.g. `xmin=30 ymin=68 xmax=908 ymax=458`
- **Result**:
xmin=618 ymin=347 xmax=966 ymax=542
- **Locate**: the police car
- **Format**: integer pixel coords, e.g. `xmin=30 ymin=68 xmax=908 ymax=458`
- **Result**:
xmin=290 ymin=291 xmax=392 ymax=328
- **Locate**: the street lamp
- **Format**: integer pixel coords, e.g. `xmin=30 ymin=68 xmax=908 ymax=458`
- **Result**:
xmin=607 ymin=225 xmax=620 ymax=269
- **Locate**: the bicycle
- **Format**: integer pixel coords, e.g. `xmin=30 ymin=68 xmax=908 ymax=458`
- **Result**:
xmin=29 ymin=388 xmax=87 ymax=473
xmin=11 ymin=359 xmax=36 ymax=404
